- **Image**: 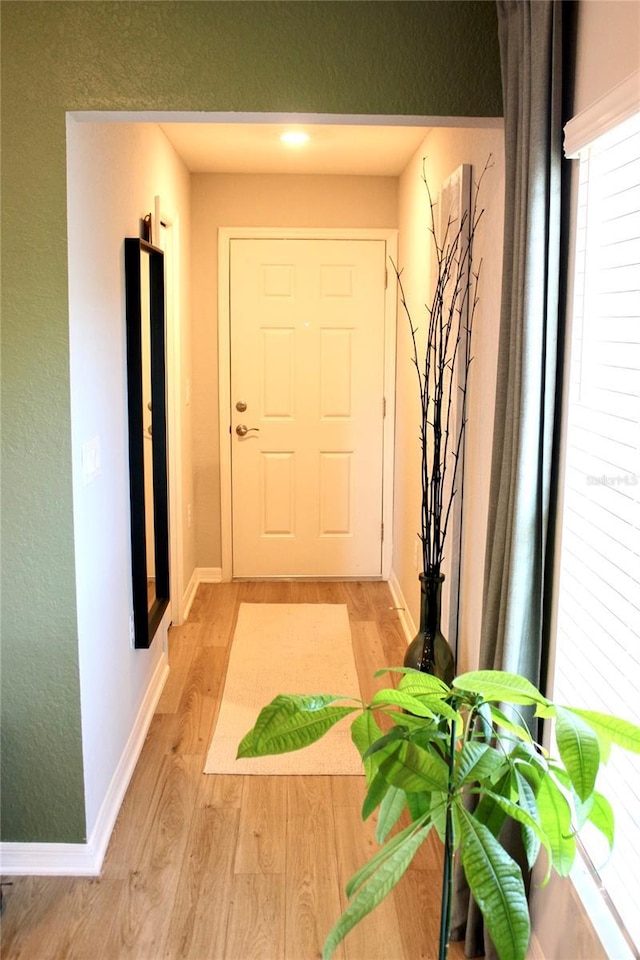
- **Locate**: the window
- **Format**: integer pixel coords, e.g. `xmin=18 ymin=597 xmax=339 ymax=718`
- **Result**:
xmin=552 ymin=107 xmax=640 ymax=952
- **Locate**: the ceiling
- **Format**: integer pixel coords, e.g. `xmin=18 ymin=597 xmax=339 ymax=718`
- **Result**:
xmin=158 ymin=121 xmax=431 ymax=176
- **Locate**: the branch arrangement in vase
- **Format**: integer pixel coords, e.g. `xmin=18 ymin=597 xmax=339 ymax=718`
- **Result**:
xmin=395 ymin=159 xmax=492 ymax=679
xmin=395 ymin=158 xmax=492 ymax=581
xmin=239 ymin=668 xmax=640 ymax=960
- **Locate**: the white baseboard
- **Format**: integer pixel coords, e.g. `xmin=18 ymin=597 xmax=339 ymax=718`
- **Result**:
xmin=0 ymin=652 xmax=169 ymax=877
xmin=0 ymin=838 xmax=102 ymax=878
xmin=182 ymin=567 xmax=223 ymax=621
xmin=388 ymin=569 xmax=416 ymax=645
xmin=182 ymin=567 xmax=200 ymax=620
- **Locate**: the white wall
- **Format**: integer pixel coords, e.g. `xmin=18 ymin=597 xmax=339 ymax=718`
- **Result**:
xmin=190 ymin=173 xmax=398 ymax=568
xmin=573 ymin=0 xmax=639 ymax=116
xmin=393 ymin=125 xmax=505 ymax=671
xmin=66 ymin=120 xmax=192 ymax=839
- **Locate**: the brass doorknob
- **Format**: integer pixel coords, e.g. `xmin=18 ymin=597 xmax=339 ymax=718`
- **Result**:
xmin=236 ymin=424 xmax=260 ymax=437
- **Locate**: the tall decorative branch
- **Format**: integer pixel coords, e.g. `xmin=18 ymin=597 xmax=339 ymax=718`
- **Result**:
xmin=394 ymin=158 xmax=492 ymax=580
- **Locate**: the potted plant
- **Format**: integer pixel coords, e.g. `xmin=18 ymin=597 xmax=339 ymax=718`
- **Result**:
xmin=238 ymin=668 xmax=640 ymax=960
xmin=394 ymin=159 xmax=490 ymax=682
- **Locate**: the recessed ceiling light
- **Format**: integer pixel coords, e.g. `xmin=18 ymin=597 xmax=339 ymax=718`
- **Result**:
xmin=280 ymin=131 xmax=310 ymax=147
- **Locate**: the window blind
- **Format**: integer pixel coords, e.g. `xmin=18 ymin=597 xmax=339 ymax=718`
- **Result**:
xmin=553 ymin=110 xmax=640 ymax=951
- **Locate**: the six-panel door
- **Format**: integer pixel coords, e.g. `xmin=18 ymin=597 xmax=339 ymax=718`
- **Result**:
xmin=230 ymin=238 xmax=387 ymax=577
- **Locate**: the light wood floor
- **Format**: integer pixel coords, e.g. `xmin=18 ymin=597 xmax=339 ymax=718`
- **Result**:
xmin=1 ymin=581 xmax=468 ymax=960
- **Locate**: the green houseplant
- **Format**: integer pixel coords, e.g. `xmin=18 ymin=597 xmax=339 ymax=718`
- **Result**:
xmin=238 ymin=668 xmax=640 ymax=960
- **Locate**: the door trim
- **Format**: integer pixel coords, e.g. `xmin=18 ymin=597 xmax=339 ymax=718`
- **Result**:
xmin=218 ymin=227 xmax=398 ymax=581
xmin=154 ymin=200 xmax=185 ymax=628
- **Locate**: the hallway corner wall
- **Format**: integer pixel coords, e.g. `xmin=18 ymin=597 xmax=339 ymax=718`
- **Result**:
xmin=66 ymin=119 xmax=192 ymax=839
xmin=393 ymin=124 xmax=505 ymax=674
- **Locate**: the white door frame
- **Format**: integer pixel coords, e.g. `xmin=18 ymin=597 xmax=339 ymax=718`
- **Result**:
xmin=218 ymin=226 xmax=398 ymax=582
xmin=154 ymin=198 xmax=185 ymax=625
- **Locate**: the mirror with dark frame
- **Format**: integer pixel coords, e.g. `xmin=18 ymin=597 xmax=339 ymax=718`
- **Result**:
xmin=124 ymin=238 xmax=170 ymax=648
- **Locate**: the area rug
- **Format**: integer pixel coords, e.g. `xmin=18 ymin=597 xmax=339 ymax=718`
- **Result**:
xmin=204 ymin=603 xmax=363 ymax=775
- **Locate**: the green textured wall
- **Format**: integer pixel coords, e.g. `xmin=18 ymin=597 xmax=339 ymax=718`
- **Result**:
xmin=0 ymin=0 xmax=501 ymax=843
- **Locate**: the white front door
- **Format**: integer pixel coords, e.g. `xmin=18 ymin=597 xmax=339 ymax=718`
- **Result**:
xmin=229 ymin=237 xmax=387 ymax=577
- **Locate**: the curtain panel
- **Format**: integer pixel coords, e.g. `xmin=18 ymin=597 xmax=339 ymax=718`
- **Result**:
xmin=451 ymin=1 xmax=575 ymax=955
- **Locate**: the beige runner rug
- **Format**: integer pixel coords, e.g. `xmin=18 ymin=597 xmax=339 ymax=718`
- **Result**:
xmin=204 ymin=603 xmax=363 ymax=775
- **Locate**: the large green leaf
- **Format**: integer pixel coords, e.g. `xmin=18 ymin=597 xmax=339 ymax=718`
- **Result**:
xmin=490 ymin=705 xmax=533 ymax=744
xmin=554 ymin=706 xmax=600 ymax=801
xmin=458 ymin=807 xmax=530 ymax=960
xmin=370 ymin=688 xmax=436 ymax=717
xmin=409 ymin=695 xmax=461 ymax=722
xmin=406 ymin=790 xmax=432 ymax=823
xmin=362 ymin=769 xmax=392 ymax=821
xmin=455 ymin=742 xmax=504 ymax=786
xmin=345 ymin=817 xmax=429 ymax=899
xmin=351 ymin=709 xmax=382 ymax=750
xmin=573 ymin=792 xmax=593 ymax=830
xmin=388 ymin=678 xmax=461 ymax=722
xmin=377 ymin=740 xmax=449 ymax=793
xmin=408 ymin=723 xmax=452 ymax=752
xmin=536 ymin=775 xmax=576 ymax=876
xmin=511 ymin=741 xmax=548 ymax=783
xmin=237 ymin=694 xmax=357 ymax=757
xmin=565 ymin=708 xmax=640 ymax=755
xmin=391 ymin=711 xmax=441 ymax=732
xmin=378 ymin=667 xmax=451 ymax=695
xmin=351 ymin=710 xmax=383 ymax=781
xmin=362 ymin=727 xmax=409 ymax=757
xmin=324 ymin=822 xmax=431 ymax=959
xmin=547 ymin=764 xmax=574 ymax=795
xmin=474 ymin=770 xmax=513 ymax=838
xmin=376 ymin=785 xmax=407 ymax=843
xmin=513 ymin=769 xmax=542 ymax=872
xmin=397 ymin=672 xmax=452 ymax=699
xmin=476 ymin=701 xmax=495 ymax=743
xmin=454 ymin=670 xmax=549 ymax=707
xmin=480 ymin=789 xmax=551 ymax=881
xmin=428 ymin=790 xmax=449 ymax=842
xmin=587 ymin=791 xmax=615 ymax=853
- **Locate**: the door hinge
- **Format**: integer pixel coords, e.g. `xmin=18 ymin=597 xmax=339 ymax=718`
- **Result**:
xmin=383 ymin=396 xmax=386 ymax=419
xmin=385 ymin=267 xmax=388 ymax=289
xmin=381 ymin=521 xmax=384 ymax=541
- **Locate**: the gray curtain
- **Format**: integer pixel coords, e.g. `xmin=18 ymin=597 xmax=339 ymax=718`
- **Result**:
xmin=480 ymin=0 xmax=565 ymax=685
xmin=450 ymin=1 xmax=573 ymax=956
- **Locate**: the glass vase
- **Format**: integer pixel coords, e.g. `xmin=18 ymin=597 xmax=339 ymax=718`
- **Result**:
xmin=403 ymin=573 xmax=455 ymax=684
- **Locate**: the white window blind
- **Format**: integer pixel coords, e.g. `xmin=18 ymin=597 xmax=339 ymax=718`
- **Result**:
xmin=553 ymin=109 xmax=640 ymax=951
